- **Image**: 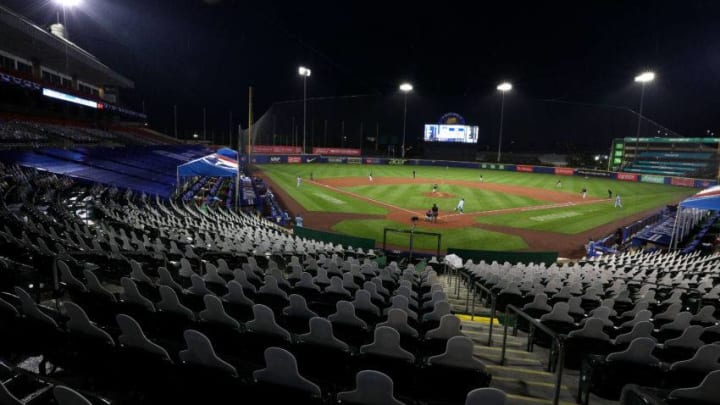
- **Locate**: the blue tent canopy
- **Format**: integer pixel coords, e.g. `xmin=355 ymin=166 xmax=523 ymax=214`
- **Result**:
xmin=177 ymin=149 xmax=239 ymax=178
xmin=679 ymin=185 xmax=720 ymax=210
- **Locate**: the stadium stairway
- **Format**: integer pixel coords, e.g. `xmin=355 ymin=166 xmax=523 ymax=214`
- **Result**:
xmin=440 ymin=275 xmax=618 ymax=405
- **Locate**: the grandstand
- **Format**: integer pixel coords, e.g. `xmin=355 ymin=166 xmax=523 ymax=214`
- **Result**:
xmin=611 ymin=137 xmax=720 ymax=179
xmin=0 ymin=3 xmax=719 ymax=405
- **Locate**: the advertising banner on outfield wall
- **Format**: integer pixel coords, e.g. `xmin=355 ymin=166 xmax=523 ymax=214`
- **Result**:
xmin=312 ymin=147 xmax=362 ymax=156
xmin=287 ymin=156 xmax=302 ymax=164
xmin=253 ymin=145 xmax=302 ymax=154
xmin=640 ymin=175 xmax=665 ymax=184
xmin=480 ymin=163 xmax=506 ymax=170
xmin=347 ymin=157 xmax=363 ymax=164
xmin=695 ymin=179 xmax=718 ymax=188
xmin=577 ymin=169 xmax=615 ymax=178
xmin=323 ymin=157 xmax=346 ymax=164
xmin=671 ymin=177 xmax=696 ymax=187
xmin=516 ymin=165 xmax=534 ymax=173
xmin=554 ymin=167 xmax=575 ymax=176
xmin=616 ymin=173 xmax=639 ymax=182
xmin=365 ymin=158 xmax=381 ymax=164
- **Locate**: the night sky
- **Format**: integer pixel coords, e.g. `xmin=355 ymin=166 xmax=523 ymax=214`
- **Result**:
xmin=2 ymin=0 xmax=720 ymax=149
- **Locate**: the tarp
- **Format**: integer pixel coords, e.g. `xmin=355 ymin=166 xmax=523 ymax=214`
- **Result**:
xmin=679 ymin=185 xmax=720 ymax=210
xmin=177 ymin=148 xmax=239 ymax=178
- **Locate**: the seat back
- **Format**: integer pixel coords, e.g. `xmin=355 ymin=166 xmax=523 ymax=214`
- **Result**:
xmin=116 ymin=314 xmax=171 ymax=360
xmin=15 ymin=286 xmax=57 ymax=327
xmin=668 ymin=370 xmax=720 ymax=403
xmin=606 ymin=337 xmax=660 ymax=366
xmin=157 ymin=286 xmax=195 ymax=319
xmin=200 ymin=295 xmax=240 ymax=329
xmin=359 ymin=326 xmax=414 ymax=362
xmin=377 ymin=309 xmax=418 ymax=337
xmin=337 ymin=370 xmax=405 ymax=405
xmin=247 ymin=304 xmax=291 ymax=340
xmin=299 ymin=317 xmax=349 ymax=351
xmin=464 ymin=387 xmax=506 ymax=405
xmin=426 ymin=314 xmax=463 ymax=340
xmin=428 ymin=336 xmax=485 ymax=370
xmin=178 ymin=329 xmax=237 ymax=376
xmin=253 ymin=347 xmax=322 ymax=396
xmin=64 ymin=302 xmax=114 ymax=344
xmin=53 ymin=386 xmax=92 ymax=405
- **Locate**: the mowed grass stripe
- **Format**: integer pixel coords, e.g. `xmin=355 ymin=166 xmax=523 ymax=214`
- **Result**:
xmin=476 ymin=193 xmax=687 ymax=234
xmin=345 ymin=184 xmax=544 ymax=212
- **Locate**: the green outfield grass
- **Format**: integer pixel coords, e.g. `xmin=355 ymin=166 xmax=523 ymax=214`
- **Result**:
xmin=344 ymin=183 xmax=543 ymax=212
xmin=332 ymin=219 xmax=529 ymax=251
xmin=259 ymin=165 xmax=386 ymax=215
xmin=475 ymin=191 xmax=690 ymax=234
xmin=257 ymin=163 xmax=696 ymax=251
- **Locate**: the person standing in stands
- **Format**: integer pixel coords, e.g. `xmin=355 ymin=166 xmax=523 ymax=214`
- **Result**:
xmin=615 ymin=194 xmax=622 ymax=208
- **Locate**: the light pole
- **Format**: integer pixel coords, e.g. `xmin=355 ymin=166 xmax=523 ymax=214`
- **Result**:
xmin=399 ymin=83 xmax=413 ymax=158
xmin=496 ymin=82 xmax=512 ymax=162
xmin=633 ymin=71 xmax=655 ymax=163
xmin=298 ymin=66 xmax=311 ymax=153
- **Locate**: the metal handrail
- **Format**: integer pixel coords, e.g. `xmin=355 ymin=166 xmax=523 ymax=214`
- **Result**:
xmin=453 ymin=268 xmax=498 ymax=346
xmin=500 ymin=304 xmax=565 ymax=405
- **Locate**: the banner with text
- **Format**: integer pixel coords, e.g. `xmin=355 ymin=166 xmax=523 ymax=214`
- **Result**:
xmin=616 ymin=173 xmax=639 ymax=182
xmin=252 ymin=145 xmax=302 ymax=154
xmin=554 ymin=167 xmax=575 ymax=176
xmin=312 ymin=147 xmax=362 ymax=156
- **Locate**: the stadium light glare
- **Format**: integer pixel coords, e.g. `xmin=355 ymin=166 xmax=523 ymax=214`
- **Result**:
xmin=54 ymin=0 xmax=82 ymax=7
xmin=497 ymin=82 xmax=512 ymax=92
xmin=634 ymin=71 xmax=655 ymax=83
xmin=298 ymin=66 xmax=312 ymax=154
xmin=399 ymin=82 xmax=413 ymax=158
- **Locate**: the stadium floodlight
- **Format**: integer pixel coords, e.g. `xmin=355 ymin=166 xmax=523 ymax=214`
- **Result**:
xmin=298 ymin=66 xmax=311 ymax=154
xmin=634 ymin=71 xmax=655 ymax=83
xmin=399 ymin=82 xmax=413 ymax=158
xmin=496 ymin=82 xmax=512 ymax=92
xmin=632 ymin=70 xmax=655 ymax=163
xmin=496 ymin=81 xmax=512 ymax=162
xmin=54 ymin=0 xmax=82 ymax=6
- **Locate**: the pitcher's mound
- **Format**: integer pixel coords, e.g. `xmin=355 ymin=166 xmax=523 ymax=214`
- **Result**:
xmin=422 ymin=192 xmax=455 ymax=198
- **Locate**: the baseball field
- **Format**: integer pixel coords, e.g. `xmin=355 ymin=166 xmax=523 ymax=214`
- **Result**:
xmin=256 ymin=164 xmax=695 ymax=256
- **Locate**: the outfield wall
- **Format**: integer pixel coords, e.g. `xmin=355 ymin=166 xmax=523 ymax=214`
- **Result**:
xmin=246 ymin=154 xmax=717 ymax=189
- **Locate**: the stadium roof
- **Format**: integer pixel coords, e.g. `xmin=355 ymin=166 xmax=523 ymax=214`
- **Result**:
xmin=0 ymin=4 xmax=133 ymax=89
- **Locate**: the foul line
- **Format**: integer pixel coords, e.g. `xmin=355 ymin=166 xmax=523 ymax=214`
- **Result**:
xmin=307 ymin=180 xmax=419 ymax=216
